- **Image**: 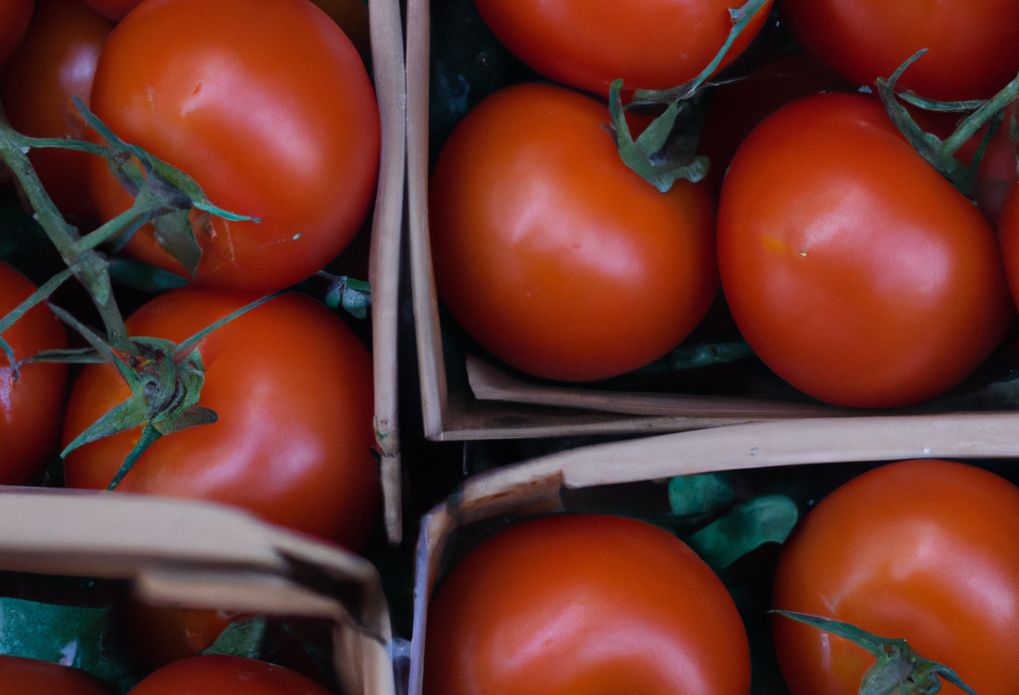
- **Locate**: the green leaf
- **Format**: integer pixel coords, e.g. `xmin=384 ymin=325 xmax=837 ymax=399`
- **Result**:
xmin=668 ymin=473 xmax=735 ymax=518
xmin=0 ymin=597 xmax=134 ymax=692
xmin=201 ymin=617 xmax=268 ymax=659
xmin=151 ymin=209 xmax=203 ymax=278
xmin=686 ymin=494 xmax=798 ymax=569
xmin=60 ymin=392 xmax=148 ymax=458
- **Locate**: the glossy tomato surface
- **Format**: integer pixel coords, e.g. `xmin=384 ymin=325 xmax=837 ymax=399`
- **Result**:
xmin=773 ymin=459 xmax=1019 ymax=694
xmin=474 ymin=0 xmax=773 ymax=96
xmin=0 ymin=0 xmax=33 ymax=68
xmin=0 ymin=261 xmax=68 ymax=484
xmin=128 ymin=655 xmax=330 ymax=695
xmin=425 ymin=514 xmax=751 ymax=695
xmin=717 ymin=92 xmax=1013 ymax=407
xmin=780 ymin=0 xmax=1019 ymax=100
xmin=0 ymin=656 xmax=112 ymax=694
xmin=1 ymin=0 xmax=112 ymax=224
xmin=430 ymin=82 xmax=717 ymax=382
xmin=87 ymin=0 xmax=380 ymax=293
xmin=62 ymin=289 xmax=378 ymax=548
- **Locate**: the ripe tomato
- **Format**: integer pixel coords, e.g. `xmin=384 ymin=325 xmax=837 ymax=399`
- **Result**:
xmin=0 ymin=260 xmax=68 ymax=484
xmin=0 ymin=0 xmax=112 ymax=225
xmin=424 ymin=514 xmax=751 ymax=695
xmin=87 ymin=0 xmax=380 ymax=293
xmin=772 ymin=459 xmax=1019 ymax=695
xmin=0 ymin=656 xmax=112 ymax=694
xmin=779 ymin=0 xmax=1019 ymax=100
xmin=473 ymin=0 xmax=773 ymax=96
xmin=80 ymin=0 xmax=137 ymax=19
xmin=430 ymin=82 xmax=717 ymax=382
xmin=128 ymin=655 xmax=331 ymax=695
xmin=122 ymin=602 xmax=237 ymax=670
xmin=62 ymin=289 xmax=379 ymax=548
xmin=0 ymin=0 xmax=33 ymax=68
xmin=717 ymin=92 xmax=1013 ymax=407
xmin=997 ymin=183 xmax=1019 ymax=308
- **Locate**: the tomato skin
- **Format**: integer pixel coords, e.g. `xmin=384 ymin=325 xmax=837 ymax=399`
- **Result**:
xmin=430 ymin=82 xmax=717 ymax=382
xmin=474 ymin=0 xmax=773 ymax=96
xmin=773 ymin=459 xmax=1019 ymax=695
xmin=62 ymin=289 xmax=379 ymax=548
xmin=0 ymin=261 xmax=68 ymax=484
xmin=0 ymin=655 xmax=112 ymax=694
xmin=87 ymin=0 xmax=380 ymax=293
xmin=780 ymin=0 xmax=1019 ymax=100
xmin=128 ymin=655 xmax=331 ymax=695
xmin=1 ymin=0 xmax=112 ymax=224
xmin=123 ymin=602 xmax=237 ymax=670
xmin=80 ymin=0 xmax=137 ymax=19
xmin=425 ymin=514 xmax=750 ymax=695
xmin=0 ymin=0 xmax=33 ymax=68
xmin=717 ymin=92 xmax=1013 ymax=407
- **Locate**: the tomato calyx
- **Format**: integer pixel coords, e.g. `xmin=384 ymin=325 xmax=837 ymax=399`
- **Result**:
xmin=772 ymin=610 xmax=978 ymax=695
xmin=317 ymin=271 xmax=371 ymax=320
xmin=609 ymin=0 xmax=770 ymax=192
xmin=876 ymin=50 xmax=1019 ymax=198
xmin=47 ymin=292 xmax=279 ymax=489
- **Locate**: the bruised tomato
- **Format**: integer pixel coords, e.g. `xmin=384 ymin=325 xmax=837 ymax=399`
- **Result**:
xmin=773 ymin=459 xmax=1019 ymax=694
xmin=87 ymin=0 xmax=380 ymax=293
xmin=62 ymin=289 xmax=379 ymax=548
xmin=128 ymin=655 xmax=331 ymax=695
xmin=430 ymin=82 xmax=717 ymax=382
xmin=0 ymin=260 xmax=68 ymax=484
xmin=474 ymin=0 xmax=773 ymax=96
xmin=0 ymin=656 xmax=112 ymax=694
xmin=717 ymin=92 xmax=1013 ymax=407
xmin=424 ymin=514 xmax=750 ymax=695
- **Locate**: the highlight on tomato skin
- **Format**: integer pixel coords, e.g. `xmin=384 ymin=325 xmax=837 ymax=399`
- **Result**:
xmin=772 ymin=458 xmax=1019 ymax=695
xmin=424 ymin=514 xmax=751 ymax=695
xmin=85 ymin=0 xmax=381 ymax=294
xmin=430 ymin=81 xmax=718 ymax=383
xmin=0 ymin=260 xmax=69 ymax=486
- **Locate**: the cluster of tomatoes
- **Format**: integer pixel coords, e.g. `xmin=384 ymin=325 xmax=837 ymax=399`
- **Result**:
xmin=0 ymin=0 xmax=382 ymax=691
xmin=422 ymin=0 xmax=1019 ymax=694
xmin=430 ymin=0 xmax=1019 ymax=409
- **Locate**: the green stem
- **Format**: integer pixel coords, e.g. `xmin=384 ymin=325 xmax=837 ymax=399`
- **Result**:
xmin=940 ymin=70 xmax=1019 ymax=159
xmin=0 ymin=113 xmax=132 ymax=349
xmin=107 ymin=422 xmax=161 ymax=490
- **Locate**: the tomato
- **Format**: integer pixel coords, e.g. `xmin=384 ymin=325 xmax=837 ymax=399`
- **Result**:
xmin=779 ymin=0 xmax=1019 ymax=100
xmin=0 ymin=655 xmax=112 ymax=694
xmin=717 ymin=92 xmax=1013 ymax=407
xmin=62 ymin=289 xmax=379 ymax=548
xmin=0 ymin=260 xmax=68 ymax=484
xmin=975 ymin=110 xmax=1018 ymax=228
xmin=772 ymin=459 xmax=1019 ymax=694
xmin=87 ymin=0 xmax=380 ymax=293
xmin=424 ymin=514 xmax=750 ymax=695
xmin=698 ymin=52 xmax=851 ymax=193
xmin=80 ymin=0 xmax=137 ymax=19
xmin=311 ymin=0 xmax=371 ymax=64
xmin=430 ymin=82 xmax=717 ymax=382
xmin=128 ymin=655 xmax=331 ymax=694
xmin=0 ymin=0 xmax=33 ymax=68
xmin=0 ymin=0 xmax=112 ymax=225
xmin=473 ymin=0 xmax=773 ymax=96
xmin=997 ymin=183 xmax=1019 ymax=308
xmin=122 ymin=602 xmax=237 ymax=670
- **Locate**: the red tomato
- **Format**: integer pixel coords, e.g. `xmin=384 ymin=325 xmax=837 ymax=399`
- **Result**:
xmin=430 ymin=82 xmax=717 ymax=382
xmin=997 ymin=183 xmax=1019 ymax=308
xmin=87 ymin=0 xmax=380 ymax=293
xmin=0 ymin=656 xmax=112 ymax=694
xmin=773 ymin=459 xmax=1019 ymax=695
xmin=122 ymin=602 xmax=237 ymax=670
xmin=128 ymin=655 xmax=331 ymax=695
xmin=425 ymin=514 xmax=751 ymax=695
xmin=0 ymin=260 xmax=68 ymax=484
xmin=780 ymin=0 xmax=1019 ymax=100
xmin=62 ymin=289 xmax=379 ymax=548
xmin=80 ymin=0 xmax=137 ymax=19
xmin=0 ymin=0 xmax=112 ymax=225
xmin=0 ymin=0 xmax=33 ymax=68
xmin=717 ymin=92 xmax=1013 ymax=407
xmin=474 ymin=0 xmax=773 ymax=96
xmin=975 ymin=111 xmax=1018 ymax=228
